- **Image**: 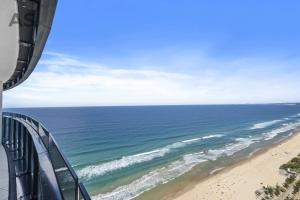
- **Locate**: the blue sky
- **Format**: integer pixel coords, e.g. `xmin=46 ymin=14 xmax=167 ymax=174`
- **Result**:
xmin=4 ymin=0 xmax=300 ymax=107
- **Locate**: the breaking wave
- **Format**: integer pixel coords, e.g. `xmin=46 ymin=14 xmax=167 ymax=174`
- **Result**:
xmin=91 ymin=136 xmax=258 ymax=200
xmin=78 ymin=134 xmax=223 ymax=179
xmin=263 ymin=121 xmax=300 ymax=140
xmin=250 ymin=120 xmax=282 ymax=130
xmin=92 ymin=154 xmax=207 ymax=200
xmin=206 ymin=137 xmax=258 ymax=159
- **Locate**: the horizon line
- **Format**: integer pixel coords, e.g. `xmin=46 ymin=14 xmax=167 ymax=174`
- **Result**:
xmin=4 ymin=102 xmax=300 ymax=109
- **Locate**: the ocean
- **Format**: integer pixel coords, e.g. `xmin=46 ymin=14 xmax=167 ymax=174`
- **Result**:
xmin=6 ymin=104 xmax=300 ymax=200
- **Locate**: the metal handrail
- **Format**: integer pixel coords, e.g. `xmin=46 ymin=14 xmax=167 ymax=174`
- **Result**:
xmin=2 ymin=112 xmax=91 ymax=200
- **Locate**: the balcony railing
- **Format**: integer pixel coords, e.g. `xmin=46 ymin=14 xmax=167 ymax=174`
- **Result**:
xmin=1 ymin=112 xmax=91 ymax=200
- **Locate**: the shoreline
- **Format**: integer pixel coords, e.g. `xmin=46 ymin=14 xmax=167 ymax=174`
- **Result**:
xmin=170 ymin=132 xmax=300 ymax=200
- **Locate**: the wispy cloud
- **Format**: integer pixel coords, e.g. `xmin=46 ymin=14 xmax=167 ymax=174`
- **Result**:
xmin=4 ymin=51 xmax=300 ymax=108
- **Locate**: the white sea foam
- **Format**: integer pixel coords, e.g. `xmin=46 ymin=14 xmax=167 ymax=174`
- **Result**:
xmin=181 ymin=138 xmax=202 ymax=143
xmin=288 ymin=132 xmax=294 ymax=137
xmin=78 ymin=134 xmax=223 ymax=179
xmin=91 ymin=136 xmax=257 ymax=200
xmin=248 ymin=148 xmax=261 ymax=158
xmin=207 ymin=137 xmax=257 ymax=158
xmin=210 ymin=167 xmax=225 ymax=175
xmin=202 ymin=134 xmax=223 ymax=139
xmin=263 ymin=121 xmax=300 ymax=140
xmin=92 ymin=154 xmax=207 ymax=200
xmin=250 ymin=120 xmax=282 ymax=130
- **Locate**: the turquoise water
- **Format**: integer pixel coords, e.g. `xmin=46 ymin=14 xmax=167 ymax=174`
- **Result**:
xmin=6 ymin=104 xmax=300 ymax=199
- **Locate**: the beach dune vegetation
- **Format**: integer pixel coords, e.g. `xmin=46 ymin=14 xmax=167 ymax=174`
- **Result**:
xmin=256 ymin=154 xmax=300 ymax=200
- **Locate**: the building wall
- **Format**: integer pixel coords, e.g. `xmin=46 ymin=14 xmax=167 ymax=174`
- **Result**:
xmin=0 ymin=0 xmax=19 ymax=82
xmin=0 ymin=82 xmax=2 ymax=143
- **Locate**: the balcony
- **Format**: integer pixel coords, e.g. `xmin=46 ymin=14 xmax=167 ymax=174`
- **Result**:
xmin=1 ymin=112 xmax=90 ymax=200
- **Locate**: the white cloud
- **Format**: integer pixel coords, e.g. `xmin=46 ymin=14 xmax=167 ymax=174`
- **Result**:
xmin=3 ymin=51 xmax=300 ymax=107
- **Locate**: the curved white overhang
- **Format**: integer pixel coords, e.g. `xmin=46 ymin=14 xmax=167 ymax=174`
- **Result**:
xmin=1 ymin=0 xmax=57 ymax=91
xmin=0 ymin=0 xmax=19 ymax=82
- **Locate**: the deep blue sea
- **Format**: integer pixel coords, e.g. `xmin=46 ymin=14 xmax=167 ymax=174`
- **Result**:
xmin=6 ymin=104 xmax=300 ymax=200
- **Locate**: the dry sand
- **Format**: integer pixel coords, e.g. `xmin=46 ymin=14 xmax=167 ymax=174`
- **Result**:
xmin=173 ymin=132 xmax=300 ymax=200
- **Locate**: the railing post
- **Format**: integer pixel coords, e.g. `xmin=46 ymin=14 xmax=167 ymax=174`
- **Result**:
xmin=32 ymin=148 xmax=39 ymax=199
xmin=20 ymin=123 xmax=24 ymax=160
xmin=75 ymin=178 xmax=79 ymax=200
xmin=9 ymin=118 xmax=14 ymax=150
xmin=12 ymin=119 xmax=17 ymax=152
xmin=7 ymin=118 xmax=11 ymax=146
xmin=23 ymin=127 xmax=28 ymax=174
xmin=2 ymin=117 xmax=7 ymax=144
xmin=16 ymin=121 xmax=21 ymax=160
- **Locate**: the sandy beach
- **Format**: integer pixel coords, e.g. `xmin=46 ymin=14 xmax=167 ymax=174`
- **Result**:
xmin=174 ymin=132 xmax=300 ymax=200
